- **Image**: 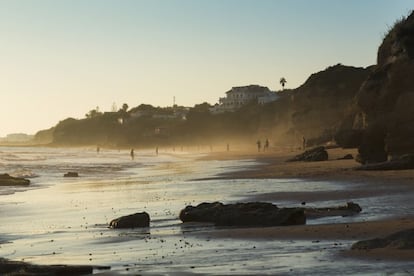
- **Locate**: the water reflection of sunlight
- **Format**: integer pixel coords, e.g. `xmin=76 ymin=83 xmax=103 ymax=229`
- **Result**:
xmin=1 ymin=147 xmax=413 ymax=274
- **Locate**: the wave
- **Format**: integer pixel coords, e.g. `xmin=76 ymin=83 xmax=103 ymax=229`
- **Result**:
xmin=9 ymin=169 xmax=39 ymax=179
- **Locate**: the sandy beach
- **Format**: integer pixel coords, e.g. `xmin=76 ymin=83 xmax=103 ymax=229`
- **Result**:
xmin=1 ymin=146 xmax=413 ymax=274
xmin=198 ymin=146 xmax=414 ymax=261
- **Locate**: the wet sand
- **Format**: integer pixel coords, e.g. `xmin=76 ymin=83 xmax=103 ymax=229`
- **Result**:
xmin=199 ymin=147 xmax=414 ymax=260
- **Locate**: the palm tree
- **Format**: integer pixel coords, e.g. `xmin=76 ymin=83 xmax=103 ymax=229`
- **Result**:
xmin=279 ymin=77 xmax=287 ymax=90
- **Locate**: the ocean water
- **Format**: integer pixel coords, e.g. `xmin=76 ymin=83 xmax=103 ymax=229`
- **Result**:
xmin=0 ymin=146 xmax=413 ymax=275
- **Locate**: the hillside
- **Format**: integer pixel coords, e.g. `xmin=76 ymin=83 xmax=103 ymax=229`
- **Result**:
xmin=31 ymin=64 xmax=372 ymax=149
xmin=289 ymin=64 xmax=371 ymax=145
xmin=34 ymin=11 xmax=414 ymax=151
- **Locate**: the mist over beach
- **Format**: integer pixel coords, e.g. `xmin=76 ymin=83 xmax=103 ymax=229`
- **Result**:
xmin=1 ymin=1 xmax=414 ymax=275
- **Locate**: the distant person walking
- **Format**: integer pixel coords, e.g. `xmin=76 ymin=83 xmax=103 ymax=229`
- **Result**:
xmin=96 ymin=146 xmax=100 ymax=153
xmin=227 ymin=143 xmax=230 ymax=152
xmin=302 ymin=136 xmax=307 ymax=150
xmin=264 ymin=138 xmax=269 ymax=152
xmin=130 ymin=149 xmax=135 ymax=160
xmin=155 ymin=146 xmax=159 ymax=156
xmin=256 ymin=139 xmax=262 ymax=152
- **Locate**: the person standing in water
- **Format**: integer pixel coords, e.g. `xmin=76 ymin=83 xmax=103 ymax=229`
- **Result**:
xmin=130 ymin=149 xmax=134 ymax=160
xmin=256 ymin=139 xmax=262 ymax=152
xmin=264 ymin=138 xmax=269 ymax=152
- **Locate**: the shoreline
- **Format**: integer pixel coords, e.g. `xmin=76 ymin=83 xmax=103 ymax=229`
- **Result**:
xmin=197 ymin=147 xmax=414 ymax=260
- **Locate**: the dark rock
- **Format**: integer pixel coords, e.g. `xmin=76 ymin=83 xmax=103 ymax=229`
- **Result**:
xmin=356 ymin=124 xmax=388 ymax=164
xmin=0 ymin=257 xmax=110 ymax=275
xmin=287 ymin=146 xmax=328 ymax=162
xmin=110 ymin=212 xmax=150 ymax=229
xmin=337 ymin=154 xmax=354 ymax=160
xmin=64 ymin=172 xmax=79 ymax=177
xmin=179 ymin=202 xmax=306 ymax=227
xmin=355 ymin=154 xmax=414 ymax=171
xmin=352 ymin=228 xmax=414 ymax=250
xmin=305 ymin=202 xmax=362 ymax=219
xmin=0 ymin=173 xmax=30 ymax=186
xmin=334 ymin=129 xmax=363 ymax=148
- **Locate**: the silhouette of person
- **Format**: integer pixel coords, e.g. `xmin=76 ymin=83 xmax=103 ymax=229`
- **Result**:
xmin=302 ymin=136 xmax=306 ymax=150
xmin=264 ymin=139 xmax=269 ymax=152
xmin=256 ymin=140 xmax=262 ymax=152
xmin=227 ymin=143 xmax=230 ymax=152
xmin=130 ymin=149 xmax=134 ymax=160
xmin=155 ymin=146 xmax=158 ymax=156
xmin=96 ymin=146 xmax=100 ymax=153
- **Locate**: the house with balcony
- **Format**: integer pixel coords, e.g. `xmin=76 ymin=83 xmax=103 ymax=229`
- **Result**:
xmin=210 ymin=85 xmax=279 ymax=114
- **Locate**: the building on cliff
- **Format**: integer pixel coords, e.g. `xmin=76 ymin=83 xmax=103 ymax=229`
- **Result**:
xmin=210 ymin=85 xmax=279 ymax=114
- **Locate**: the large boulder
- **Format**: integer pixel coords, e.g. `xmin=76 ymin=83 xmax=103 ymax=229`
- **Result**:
xmin=287 ymin=146 xmax=328 ymax=162
xmin=352 ymin=228 xmax=414 ymax=250
xmin=179 ymin=202 xmax=306 ymax=227
xmin=0 ymin=173 xmax=30 ymax=186
xmin=109 ymin=212 xmax=150 ymax=229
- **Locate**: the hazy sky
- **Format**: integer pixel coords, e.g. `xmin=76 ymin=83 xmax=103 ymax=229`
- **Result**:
xmin=0 ymin=0 xmax=412 ymax=136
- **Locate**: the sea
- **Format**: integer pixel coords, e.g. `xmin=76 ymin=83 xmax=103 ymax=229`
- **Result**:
xmin=0 ymin=146 xmax=413 ymax=275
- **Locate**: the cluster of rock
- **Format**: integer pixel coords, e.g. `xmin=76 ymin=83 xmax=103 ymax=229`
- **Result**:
xmin=287 ymin=146 xmax=328 ymax=162
xmin=109 ymin=201 xmax=362 ymax=229
xmin=0 ymin=173 xmax=30 ymax=186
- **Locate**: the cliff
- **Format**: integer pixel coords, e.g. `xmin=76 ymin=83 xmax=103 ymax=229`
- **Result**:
xmin=289 ymin=64 xmax=371 ymax=145
xmin=355 ymin=11 xmax=414 ymax=163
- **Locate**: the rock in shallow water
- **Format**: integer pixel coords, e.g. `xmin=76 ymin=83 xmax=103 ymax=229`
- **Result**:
xmin=179 ymin=202 xmax=306 ymax=227
xmin=0 ymin=257 xmax=110 ymax=275
xmin=304 ymin=202 xmax=362 ymax=218
xmin=286 ymin=146 xmax=328 ymax=162
xmin=0 ymin=173 xmax=30 ymax=186
xmin=109 ymin=212 xmax=150 ymax=229
xmin=64 ymin=171 xmax=79 ymax=177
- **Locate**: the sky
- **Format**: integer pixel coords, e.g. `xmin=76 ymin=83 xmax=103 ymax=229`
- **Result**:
xmin=0 ymin=0 xmax=412 ymax=136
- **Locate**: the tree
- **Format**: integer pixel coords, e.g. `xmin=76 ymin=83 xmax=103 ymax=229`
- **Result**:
xmin=85 ymin=106 xmax=102 ymax=119
xmin=280 ymin=77 xmax=287 ymax=90
xmin=121 ymin=103 xmax=129 ymax=112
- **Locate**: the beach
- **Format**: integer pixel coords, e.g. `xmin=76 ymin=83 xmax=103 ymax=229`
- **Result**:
xmin=0 ymin=146 xmax=413 ymax=274
xmin=198 ymin=146 xmax=414 ymax=262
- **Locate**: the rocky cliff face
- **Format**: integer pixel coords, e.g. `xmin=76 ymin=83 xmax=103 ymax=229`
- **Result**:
xmin=355 ymin=11 xmax=414 ymax=163
xmin=290 ymin=64 xmax=370 ymax=145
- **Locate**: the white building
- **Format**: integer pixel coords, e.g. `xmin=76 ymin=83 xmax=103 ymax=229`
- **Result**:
xmin=210 ymin=85 xmax=279 ymax=114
